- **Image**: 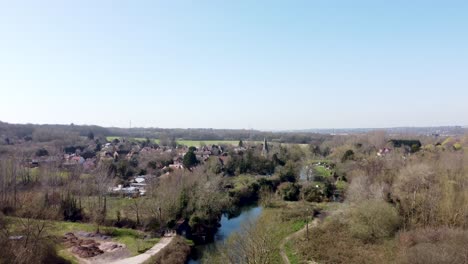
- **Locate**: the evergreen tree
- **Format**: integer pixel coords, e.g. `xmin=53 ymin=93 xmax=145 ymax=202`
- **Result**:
xmin=183 ymin=150 xmax=198 ymax=169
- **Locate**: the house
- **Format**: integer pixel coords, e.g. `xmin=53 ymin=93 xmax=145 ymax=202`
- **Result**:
xmin=234 ymin=146 xmax=246 ymax=153
xmin=377 ymin=148 xmax=391 ymax=157
xmin=130 ymin=176 xmax=147 ymax=196
xmin=169 ymin=163 xmax=184 ymax=170
xmin=110 ymin=185 xmax=141 ymax=197
xmin=63 ymin=154 xmax=85 ymax=167
xmin=83 ymin=159 xmax=96 ymax=171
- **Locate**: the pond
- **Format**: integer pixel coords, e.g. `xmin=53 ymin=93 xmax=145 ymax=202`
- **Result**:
xmin=188 ymin=205 xmax=263 ymax=263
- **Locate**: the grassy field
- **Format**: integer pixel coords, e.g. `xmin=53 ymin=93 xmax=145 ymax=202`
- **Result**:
xmin=106 ymin=136 xmax=256 ymax=147
xmin=176 ymin=139 xmax=240 ymax=147
xmin=107 ymin=136 xmax=155 ymax=143
xmin=313 ymin=165 xmax=333 ymax=178
xmin=81 ymin=196 xmax=138 ymax=221
xmin=105 ymin=136 xmax=314 ymax=148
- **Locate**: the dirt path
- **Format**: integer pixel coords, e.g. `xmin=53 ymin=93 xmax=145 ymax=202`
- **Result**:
xmin=279 ymin=218 xmax=320 ymax=264
xmin=106 ymin=236 xmax=174 ymax=264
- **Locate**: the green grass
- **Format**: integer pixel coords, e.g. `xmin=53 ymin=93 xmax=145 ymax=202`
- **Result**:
xmin=258 ymin=202 xmax=318 ymax=263
xmin=106 ymin=136 xmax=262 ymax=147
xmin=107 ymin=136 xmax=157 ymax=143
xmin=285 ymin=241 xmax=300 ymax=264
xmin=175 ymin=140 xmax=240 ymax=147
xmin=28 ymin=167 xmax=39 ymax=177
xmin=81 ymin=196 xmax=136 ymax=221
xmin=57 ymin=247 xmax=79 ymax=264
xmin=291 ymin=219 xmax=307 ymax=232
xmin=105 ymin=136 xmax=309 ymax=148
xmin=313 ymin=165 xmax=332 ymax=178
xmin=335 ymin=179 xmax=348 ymax=190
xmin=232 ymin=174 xmax=258 ymax=189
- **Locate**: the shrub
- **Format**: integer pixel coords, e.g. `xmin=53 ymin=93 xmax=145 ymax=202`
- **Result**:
xmin=348 ymin=200 xmax=400 ymax=242
xmin=277 ymin=182 xmax=300 ymax=201
xmin=341 ymin=150 xmax=354 ymax=162
xmin=278 ymin=161 xmax=298 ymax=182
xmin=398 ymin=228 xmax=468 ymax=264
xmin=35 ymin=148 xmax=49 ymax=157
xmin=81 ymin=150 xmax=96 ymax=159
xmin=301 ymin=184 xmax=324 ymax=202
xmin=60 ymin=195 xmax=83 ymax=222
xmin=295 ymin=215 xmax=396 ymax=264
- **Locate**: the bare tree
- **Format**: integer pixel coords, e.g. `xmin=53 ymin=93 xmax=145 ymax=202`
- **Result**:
xmin=91 ymin=164 xmax=115 ymax=233
xmin=203 ymin=216 xmax=281 ymax=264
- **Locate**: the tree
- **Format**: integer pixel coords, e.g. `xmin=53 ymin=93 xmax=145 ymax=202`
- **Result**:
xmin=188 ymin=146 xmax=197 ymax=152
xmin=128 ymin=198 xmax=143 ymax=225
xmin=35 ymin=148 xmax=49 ymax=157
xmin=302 ymin=183 xmax=324 ymax=202
xmin=392 ymin=163 xmax=439 ymax=228
xmin=60 ymin=194 xmax=83 ymax=221
xmin=91 ymin=164 xmax=114 ymax=233
xmin=341 ymin=149 xmax=354 ymax=162
xmin=159 ymin=133 xmax=170 ymax=146
xmin=183 ymin=150 xmax=198 ymax=169
xmin=277 ymin=182 xmax=300 ymax=201
xmin=238 ymin=140 xmax=243 ymax=147
xmin=87 ymin=131 xmax=94 ymax=140
xmin=367 ymin=130 xmax=386 ymax=149
xmin=278 ymin=161 xmax=298 ymax=182
xmin=203 ymin=215 xmax=281 ymax=264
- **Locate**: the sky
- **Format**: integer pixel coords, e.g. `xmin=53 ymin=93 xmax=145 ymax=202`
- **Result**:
xmin=0 ymin=1 xmax=467 ymax=130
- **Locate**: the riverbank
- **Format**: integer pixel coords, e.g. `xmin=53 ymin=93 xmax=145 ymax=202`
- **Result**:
xmin=198 ymin=201 xmax=321 ymax=263
xmin=279 ymin=212 xmax=328 ymax=264
xmin=188 ymin=205 xmax=263 ymax=263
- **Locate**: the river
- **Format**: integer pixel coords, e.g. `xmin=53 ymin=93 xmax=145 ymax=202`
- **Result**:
xmin=188 ymin=205 xmax=263 ymax=263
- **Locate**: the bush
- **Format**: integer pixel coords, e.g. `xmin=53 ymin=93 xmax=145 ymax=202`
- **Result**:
xmin=35 ymin=148 xmax=49 ymax=157
xmin=60 ymin=195 xmax=83 ymax=222
xmin=301 ymin=184 xmax=324 ymax=202
xmin=278 ymin=161 xmax=298 ymax=182
xmin=398 ymin=228 xmax=468 ymax=264
xmin=295 ymin=213 xmax=397 ymax=264
xmin=81 ymin=150 xmax=96 ymax=159
xmin=341 ymin=150 xmax=354 ymax=162
xmin=349 ymin=200 xmax=400 ymax=242
xmin=228 ymin=181 xmax=260 ymax=206
xmin=277 ymin=182 xmax=300 ymax=201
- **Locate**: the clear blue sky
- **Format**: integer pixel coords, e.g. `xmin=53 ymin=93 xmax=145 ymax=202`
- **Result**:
xmin=0 ymin=1 xmax=467 ymax=130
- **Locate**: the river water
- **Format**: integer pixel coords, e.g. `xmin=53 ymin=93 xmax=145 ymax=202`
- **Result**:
xmin=188 ymin=205 xmax=263 ymax=263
